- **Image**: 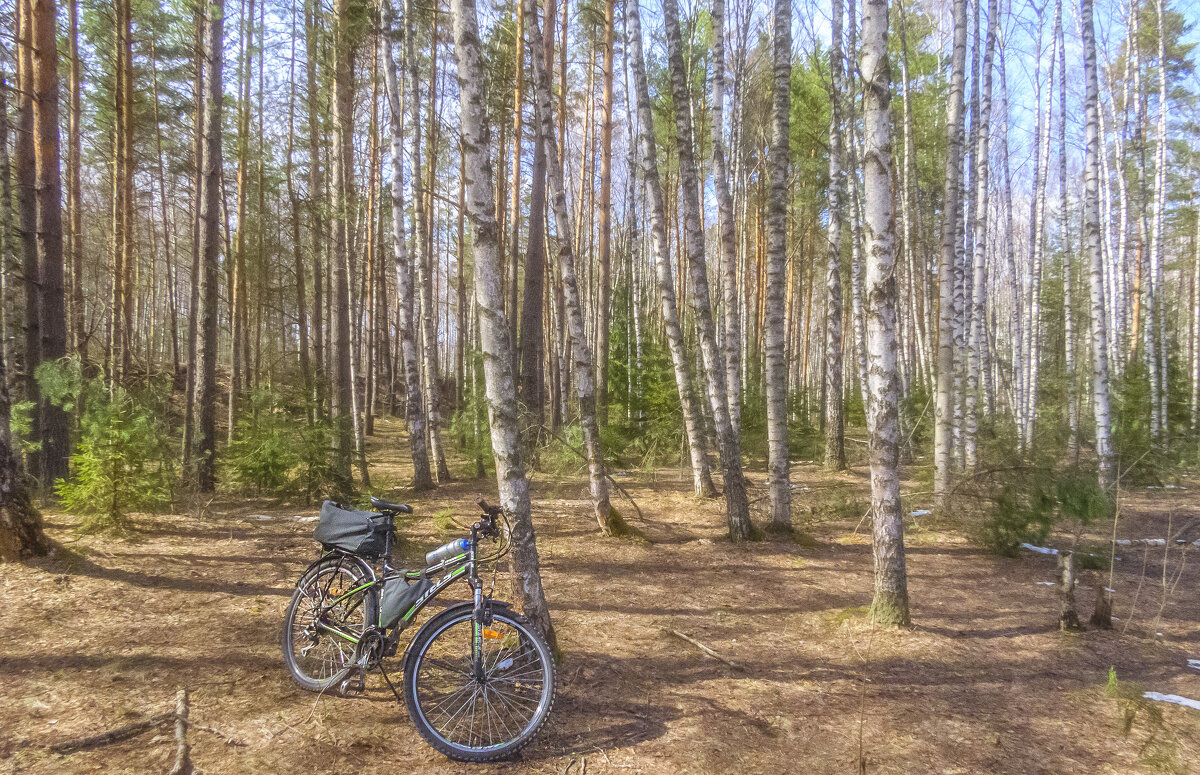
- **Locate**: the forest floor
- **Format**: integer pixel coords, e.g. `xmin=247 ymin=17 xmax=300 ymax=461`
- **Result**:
xmin=2 ymin=417 xmax=1199 ymax=774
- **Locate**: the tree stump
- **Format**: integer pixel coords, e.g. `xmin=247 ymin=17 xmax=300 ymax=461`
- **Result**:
xmin=1089 ymin=583 xmax=1113 ymax=630
xmin=1058 ymin=551 xmax=1082 ymax=631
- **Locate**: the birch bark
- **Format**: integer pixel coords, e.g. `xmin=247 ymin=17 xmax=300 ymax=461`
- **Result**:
xmin=824 ymin=0 xmax=848 ymax=472
xmin=1081 ymin=0 xmax=1115 ymax=488
xmin=662 ymin=0 xmax=751 ymax=540
xmin=450 ymin=0 xmax=555 ymax=645
xmin=935 ymin=0 xmax=968 ymax=502
xmin=383 ymin=0 xmax=434 ymax=490
xmin=764 ymin=0 xmax=792 ymax=530
xmin=523 ymin=0 xmax=619 ymax=530
xmin=625 ymin=0 xmax=716 ymax=499
xmin=861 ymin=0 xmax=910 ymax=625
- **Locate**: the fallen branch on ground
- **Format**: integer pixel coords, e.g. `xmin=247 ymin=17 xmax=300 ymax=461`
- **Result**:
xmin=657 ymin=626 xmax=744 ymax=670
xmin=49 ymin=691 xmax=243 ymax=756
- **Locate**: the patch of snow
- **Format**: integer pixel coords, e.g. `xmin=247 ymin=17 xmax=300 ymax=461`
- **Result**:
xmin=1157 ymin=633 xmax=1166 ymax=637
xmin=909 ymin=509 xmax=932 ymax=517
xmin=1036 ymin=582 xmax=1056 ymax=586
xmin=1143 ymin=692 xmax=1200 ymax=712
xmin=1186 ymin=659 xmax=1200 ymax=672
xmin=294 ymin=516 xmax=319 ymax=523
xmin=1020 ymin=543 xmax=1059 ymax=555
xmin=1146 ymin=486 xmax=1162 ymax=489
xmin=1112 ymin=617 xmax=1120 ymax=621
xmin=246 ymin=514 xmax=274 ymax=521
xmin=1105 ymin=587 xmax=1116 ymax=593
xmin=1165 ymin=485 xmax=1188 ymax=490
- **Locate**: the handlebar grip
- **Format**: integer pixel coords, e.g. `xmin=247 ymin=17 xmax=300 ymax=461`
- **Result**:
xmin=425 ymin=538 xmax=469 ymax=567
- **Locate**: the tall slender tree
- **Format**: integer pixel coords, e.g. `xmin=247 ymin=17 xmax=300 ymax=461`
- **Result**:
xmin=861 ymin=0 xmax=909 ymax=625
xmin=626 ymin=0 xmax=715 ymax=499
xmin=935 ymin=0 xmax=968 ymax=503
xmin=662 ymin=0 xmax=750 ymax=540
xmin=524 ymin=0 xmax=618 ymax=532
xmin=763 ymin=0 xmax=791 ymax=531
xmin=383 ymin=0 xmax=434 ymax=490
xmin=824 ymin=0 xmax=848 ymax=472
xmin=1081 ymin=0 xmax=1115 ymax=489
xmin=192 ymin=0 xmax=225 ymax=493
xmin=452 ymin=0 xmax=556 ymax=647
xmin=31 ymin=0 xmax=68 ymax=485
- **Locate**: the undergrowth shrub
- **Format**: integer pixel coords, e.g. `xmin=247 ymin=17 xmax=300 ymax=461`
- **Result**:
xmin=223 ymin=388 xmax=338 ymax=501
xmin=965 ymin=465 xmax=1111 ymax=556
xmin=46 ymin=360 xmax=175 ymax=533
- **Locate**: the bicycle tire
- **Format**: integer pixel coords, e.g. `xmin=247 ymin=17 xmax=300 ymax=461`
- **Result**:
xmin=282 ymin=558 xmax=372 ymax=692
xmin=403 ymin=606 xmax=555 ymax=762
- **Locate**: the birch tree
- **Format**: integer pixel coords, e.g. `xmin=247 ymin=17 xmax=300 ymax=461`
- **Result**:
xmin=963 ymin=0 xmax=998 ymax=471
xmin=763 ymin=0 xmax=792 ymax=530
xmin=523 ymin=0 xmax=619 ymax=532
xmin=825 ymin=0 xmax=848 ymax=472
xmin=626 ymin=0 xmax=716 ymax=499
xmin=710 ymin=0 xmax=742 ymax=435
xmin=406 ymin=0 xmax=452 ymax=482
xmin=1081 ymin=0 xmax=1115 ymax=489
xmin=383 ymin=0 xmax=434 ymax=490
xmin=935 ymin=0 xmax=969 ymax=502
xmin=450 ymin=0 xmax=556 ymax=646
xmin=861 ymin=0 xmax=910 ymax=625
xmin=663 ymin=0 xmax=751 ymax=540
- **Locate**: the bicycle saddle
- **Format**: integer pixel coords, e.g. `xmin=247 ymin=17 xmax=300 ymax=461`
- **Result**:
xmin=370 ymin=496 xmax=413 ymax=514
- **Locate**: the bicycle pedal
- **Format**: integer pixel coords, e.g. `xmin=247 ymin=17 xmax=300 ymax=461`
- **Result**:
xmin=339 ymin=671 xmax=366 ymax=696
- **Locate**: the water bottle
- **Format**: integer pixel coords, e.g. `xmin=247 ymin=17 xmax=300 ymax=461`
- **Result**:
xmin=425 ymin=538 xmax=469 ymax=567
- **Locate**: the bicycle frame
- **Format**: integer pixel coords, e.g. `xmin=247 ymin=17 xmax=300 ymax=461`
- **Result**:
xmin=310 ymin=514 xmax=487 ymax=656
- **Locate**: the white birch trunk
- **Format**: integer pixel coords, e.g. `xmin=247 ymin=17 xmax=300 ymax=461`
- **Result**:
xmin=523 ymin=0 xmax=619 ymax=530
xmin=964 ymin=0 xmax=997 ymax=471
xmin=861 ymin=0 xmax=909 ymax=626
xmin=710 ymin=0 xmax=741 ymax=436
xmin=1148 ymin=0 xmax=1169 ymax=443
xmin=763 ymin=0 xmax=791 ymax=530
xmin=450 ymin=0 xmax=555 ymax=645
xmin=824 ymin=0 xmax=848 ymax=471
xmin=382 ymin=0 xmax=434 ymax=490
xmin=1081 ymin=0 xmax=1115 ymax=489
xmin=404 ymin=0 xmax=451 ymax=482
xmin=935 ymin=0 xmax=969 ymax=501
xmin=625 ymin=0 xmax=715 ymax=498
xmin=662 ymin=0 xmax=751 ymax=540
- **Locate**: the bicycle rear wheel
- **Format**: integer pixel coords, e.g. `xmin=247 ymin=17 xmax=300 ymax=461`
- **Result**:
xmin=403 ymin=606 xmax=555 ymax=762
xmin=282 ymin=558 xmax=372 ymax=692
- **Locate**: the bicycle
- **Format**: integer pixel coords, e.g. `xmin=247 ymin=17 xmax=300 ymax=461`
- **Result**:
xmin=281 ymin=496 xmax=556 ymax=762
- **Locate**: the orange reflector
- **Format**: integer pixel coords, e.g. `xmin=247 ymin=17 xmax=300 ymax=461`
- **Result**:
xmin=482 ymin=628 xmax=503 ymax=639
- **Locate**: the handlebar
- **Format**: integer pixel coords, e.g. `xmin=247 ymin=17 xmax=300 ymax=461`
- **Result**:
xmin=476 ymin=498 xmax=503 ymax=517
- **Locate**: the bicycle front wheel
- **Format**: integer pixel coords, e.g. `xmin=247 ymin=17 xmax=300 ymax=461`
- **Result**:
xmin=403 ymin=606 xmax=555 ymax=762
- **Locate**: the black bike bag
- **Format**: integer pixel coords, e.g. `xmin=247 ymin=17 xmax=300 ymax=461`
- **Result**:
xmin=313 ymin=500 xmax=388 ymax=557
xmin=378 ymin=574 xmax=432 ymax=628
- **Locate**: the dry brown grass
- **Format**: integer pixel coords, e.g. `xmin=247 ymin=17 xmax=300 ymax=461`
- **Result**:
xmin=2 ymin=417 xmax=1198 ymax=774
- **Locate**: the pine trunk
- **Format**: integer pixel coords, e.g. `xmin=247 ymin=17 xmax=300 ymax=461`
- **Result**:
xmin=193 ymin=0 xmax=225 ymax=492
xmin=329 ymin=0 xmax=357 ymax=495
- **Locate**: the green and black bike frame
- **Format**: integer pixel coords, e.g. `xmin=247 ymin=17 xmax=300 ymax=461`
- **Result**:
xmin=305 ymin=510 xmax=498 ymax=673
